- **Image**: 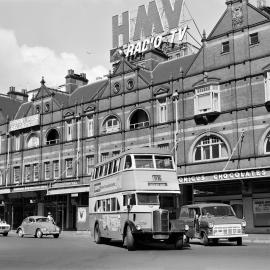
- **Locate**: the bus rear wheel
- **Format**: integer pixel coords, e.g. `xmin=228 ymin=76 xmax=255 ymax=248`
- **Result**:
xmin=94 ymin=224 xmax=103 ymax=244
xmin=175 ymin=237 xmax=184 ymax=250
xmin=125 ymin=226 xmax=136 ymax=251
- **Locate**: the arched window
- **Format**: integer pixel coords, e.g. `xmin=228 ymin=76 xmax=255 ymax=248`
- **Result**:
xmin=102 ymin=116 xmax=120 ymax=134
xmin=46 ymin=129 xmax=60 ymax=145
xmin=27 ymin=133 xmax=40 ymax=148
xmin=264 ymin=131 xmax=270 ymax=153
xmin=193 ymin=135 xmax=228 ymax=161
xmin=129 ymin=109 xmax=149 ymax=130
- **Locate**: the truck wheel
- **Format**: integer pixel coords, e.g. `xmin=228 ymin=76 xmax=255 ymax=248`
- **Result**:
xmin=213 ymin=238 xmax=219 ymax=245
xmin=175 ymin=237 xmax=184 ymax=250
xmin=125 ymin=226 xmax=136 ymax=251
xmin=202 ymin=233 xmax=209 ymax=246
xmin=3 ymin=232 xmax=8 ymax=237
xmin=94 ymin=224 xmax=103 ymax=244
xmin=236 ymin=238 xmax=242 ymax=246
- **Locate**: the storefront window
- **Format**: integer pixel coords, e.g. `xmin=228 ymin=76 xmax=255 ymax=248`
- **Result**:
xmin=253 ymin=198 xmax=270 ymax=227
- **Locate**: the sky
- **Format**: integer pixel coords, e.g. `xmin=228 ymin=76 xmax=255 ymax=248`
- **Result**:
xmin=0 ymin=0 xmax=261 ymax=94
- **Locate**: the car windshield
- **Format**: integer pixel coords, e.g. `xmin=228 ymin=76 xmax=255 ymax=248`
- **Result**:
xmin=137 ymin=193 xmax=159 ymax=205
xmin=202 ymin=206 xmax=235 ymax=217
xmin=35 ymin=217 xmax=50 ymax=222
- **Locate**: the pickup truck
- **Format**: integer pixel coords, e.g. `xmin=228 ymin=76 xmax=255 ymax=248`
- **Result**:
xmin=179 ymin=203 xmax=248 ymax=246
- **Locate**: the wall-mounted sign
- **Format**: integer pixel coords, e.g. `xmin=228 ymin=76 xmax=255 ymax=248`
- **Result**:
xmin=111 ymin=0 xmax=187 ymax=61
xmin=9 ymin=114 xmax=40 ymax=132
xmin=179 ymin=169 xmax=269 ymax=184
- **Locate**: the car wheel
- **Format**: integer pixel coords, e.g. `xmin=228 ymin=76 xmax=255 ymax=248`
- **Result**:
xmin=17 ymin=229 xmax=24 ymax=238
xmin=36 ymin=229 xmax=43 ymax=238
xmin=202 ymin=232 xmax=209 ymax=246
xmin=125 ymin=225 xmax=136 ymax=251
xmin=94 ymin=224 xmax=103 ymax=244
xmin=53 ymin=234 xmax=59 ymax=238
xmin=3 ymin=232 xmax=8 ymax=237
xmin=236 ymin=237 xmax=242 ymax=246
xmin=175 ymin=236 xmax=184 ymax=250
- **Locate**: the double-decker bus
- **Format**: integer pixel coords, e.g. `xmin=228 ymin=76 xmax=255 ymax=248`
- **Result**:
xmin=89 ymin=147 xmax=188 ymax=250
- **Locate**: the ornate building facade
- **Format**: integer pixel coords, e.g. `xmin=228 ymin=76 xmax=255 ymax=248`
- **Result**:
xmin=0 ymin=0 xmax=270 ymax=232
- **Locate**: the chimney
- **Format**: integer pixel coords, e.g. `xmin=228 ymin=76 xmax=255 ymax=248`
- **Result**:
xmin=65 ymin=69 xmax=88 ymax=94
xmin=7 ymin=86 xmax=28 ymax=102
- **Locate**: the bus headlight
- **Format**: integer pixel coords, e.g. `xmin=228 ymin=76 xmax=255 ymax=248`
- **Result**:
xmin=241 ymin=220 xmax=246 ymax=227
xmin=208 ymin=222 xmax=214 ymax=228
xmin=136 ymin=224 xmax=142 ymax=231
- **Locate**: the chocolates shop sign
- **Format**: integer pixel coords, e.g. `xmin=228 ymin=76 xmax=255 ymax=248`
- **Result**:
xmin=179 ymin=169 xmax=268 ymax=184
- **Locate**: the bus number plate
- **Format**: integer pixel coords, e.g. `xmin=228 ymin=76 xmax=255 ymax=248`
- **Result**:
xmin=152 ymin=175 xmax=162 ymax=182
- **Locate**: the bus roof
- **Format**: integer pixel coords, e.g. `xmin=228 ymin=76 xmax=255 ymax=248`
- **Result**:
xmin=97 ymin=147 xmax=172 ymax=166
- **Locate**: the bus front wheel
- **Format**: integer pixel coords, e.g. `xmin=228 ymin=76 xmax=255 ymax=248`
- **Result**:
xmin=94 ymin=224 xmax=103 ymax=244
xmin=125 ymin=226 xmax=136 ymax=251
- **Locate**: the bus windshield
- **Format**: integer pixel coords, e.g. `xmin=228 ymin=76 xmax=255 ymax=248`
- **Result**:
xmin=134 ymin=155 xmax=154 ymax=168
xmin=155 ymin=156 xmax=173 ymax=169
xmin=137 ymin=193 xmax=159 ymax=205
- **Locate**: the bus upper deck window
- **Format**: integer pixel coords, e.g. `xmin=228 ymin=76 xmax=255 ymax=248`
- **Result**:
xmin=134 ymin=155 xmax=154 ymax=168
xmin=155 ymin=156 xmax=173 ymax=169
xmin=124 ymin=155 xmax=132 ymax=169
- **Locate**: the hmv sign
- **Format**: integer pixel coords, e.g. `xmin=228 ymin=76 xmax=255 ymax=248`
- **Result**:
xmin=112 ymin=0 xmax=186 ymax=58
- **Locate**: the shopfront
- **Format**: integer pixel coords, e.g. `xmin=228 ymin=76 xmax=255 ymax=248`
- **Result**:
xmin=179 ymin=168 xmax=270 ymax=233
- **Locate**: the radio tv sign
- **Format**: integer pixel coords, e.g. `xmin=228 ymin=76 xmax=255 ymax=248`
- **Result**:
xmin=111 ymin=0 xmax=187 ymax=61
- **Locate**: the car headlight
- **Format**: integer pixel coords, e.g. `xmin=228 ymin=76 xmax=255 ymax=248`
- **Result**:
xmin=184 ymin=224 xmax=189 ymax=231
xmin=208 ymin=222 xmax=214 ymax=228
xmin=136 ymin=224 xmax=142 ymax=231
xmin=241 ymin=220 xmax=246 ymax=227
xmin=41 ymin=227 xmax=48 ymax=232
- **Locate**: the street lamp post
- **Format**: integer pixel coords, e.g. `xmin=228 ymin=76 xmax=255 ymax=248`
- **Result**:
xmin=172 ymin=90 xmax=179 ymax=171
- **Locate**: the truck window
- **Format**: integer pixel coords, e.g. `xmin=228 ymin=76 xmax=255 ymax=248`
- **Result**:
xmin=180 ymin=207 xmax=189 ymax=218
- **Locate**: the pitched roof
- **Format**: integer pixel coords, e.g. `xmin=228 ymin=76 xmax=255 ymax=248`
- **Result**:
xmin=152 ymin=54 xmax=197 ymax=84
xmin=69 ymin=79 xmax=109 ymax=106
xmin=0 ymin=95 xmax=23 ymax=123
xmin=14 ymin=102 xmax=34 ymax=120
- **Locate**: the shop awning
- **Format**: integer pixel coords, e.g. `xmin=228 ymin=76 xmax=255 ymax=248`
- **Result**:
xmin=47 ymin=185 xmax=89 ymax=195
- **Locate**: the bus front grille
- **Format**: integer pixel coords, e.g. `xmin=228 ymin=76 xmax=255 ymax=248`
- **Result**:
xmin=153 ymin=210 xmax=169 ymax=232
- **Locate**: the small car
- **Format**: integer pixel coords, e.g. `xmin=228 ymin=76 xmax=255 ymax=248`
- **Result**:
xmin=179 ymin=203 xmax=248 ymax=246
xmin=0 ymin=220 xmax=10 ymax=236
xmin=16 ymin=216 xmax=61 ymax=238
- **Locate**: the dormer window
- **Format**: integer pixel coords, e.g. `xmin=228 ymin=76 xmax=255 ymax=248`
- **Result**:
xmin=194 ymin=84 xmax=220 ymax=116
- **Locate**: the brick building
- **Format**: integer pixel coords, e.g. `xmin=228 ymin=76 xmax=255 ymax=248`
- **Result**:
xmin=0 ymin=0 xmax=270 ymax=232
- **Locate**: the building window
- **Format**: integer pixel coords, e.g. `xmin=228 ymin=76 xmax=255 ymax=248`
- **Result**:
xmin=86 ymin=155 xmax=94 ymax=175
xmin=112 ymin=150 xmax=120 ymax=157
xmin=87 ymin=116 xmax=94 ymax=137
xmin=46 ymin=129 xmax=60 ymax=145
xmin=13 ymin=166 xmax=20 ymax=184
xmin=127 ymin=79 xmax=135 ymax=90
xmin=27 ymin=133 xmax=40 ymax=148
xmin=221 ymin=41 xmax=230 ymax=53
xmin=103 ymin=116 xmax=120 ymax=134
xmin=44 ymin=162 xmax=51 ymax=180
xmin=36 ymin=105 xmax=41 ymax=114
xmin=194 ymin=135 xmax=228 ymax=161
xmin=33 ymin=164 xmax=39 ymax=181
xmin=45 ymin=103 xmax=50 ymax=112
xmin=194 ymin=84 xmax=220 ymax=115
xmin=53 ymin=160 xmax=60 ymax=179
xmin=264 ymin=131 xmax=270 ymax=153
xmin=129 ymin=109 xmax=150 ymax=130
xmin=24 ymin=165 xmax=31 ymax=183
xmin=0 ymin=136 xmax=2 ymax=154
xmin=113 ymin=82 xmax=121 ymax=94
xmin=158 ymin=143 xmax=170 ymax=150
xmin=264 ymin=72 xmax=270 ymax=102
xmin=15 ymin=135 xmax=20 ymax=151
xmin=66 ymin=120 xmax=73 ymax=141
xmin=0 ymin=170 xmax=3 ymax=185
xmin=249 ymin=32 xmax=259 ymax=46
xmin=65 ymin=159 xmax=73 ymax=177
xmin=101 ymin=152 xmax=109 ymax=162
xmin=157 ymin=98 xmax=167 ymax=123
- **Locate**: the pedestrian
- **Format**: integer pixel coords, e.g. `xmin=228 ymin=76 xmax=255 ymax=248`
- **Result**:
xmin=47 ymin=212 xmax=54 ymax=223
